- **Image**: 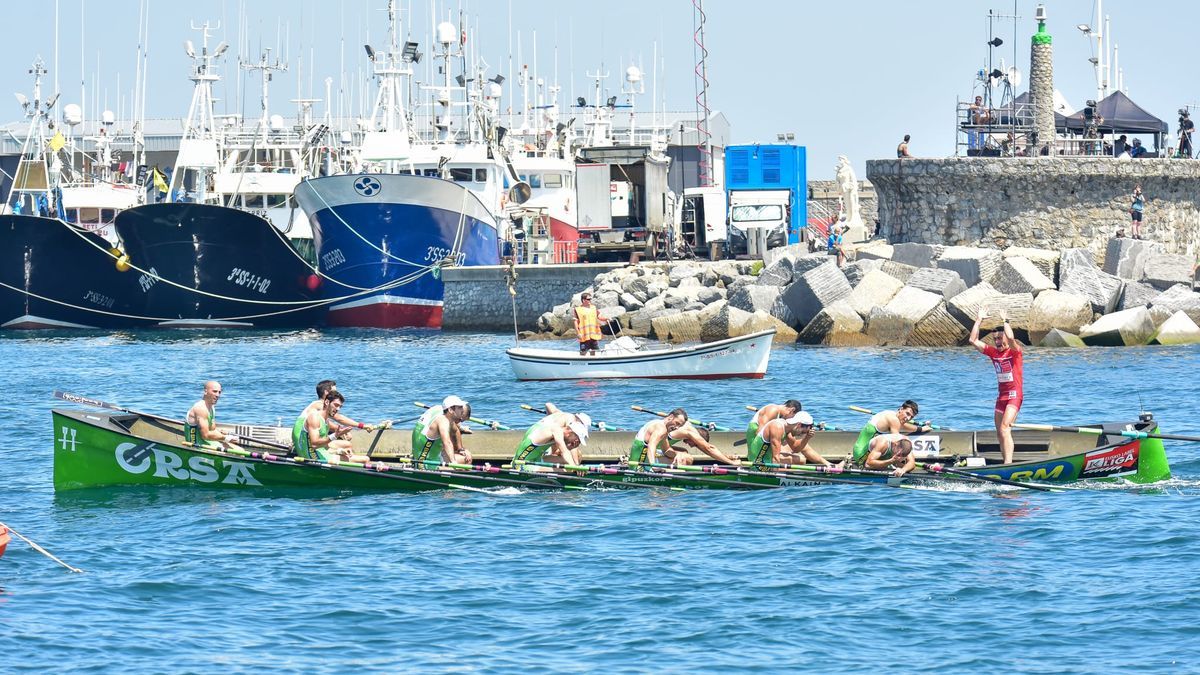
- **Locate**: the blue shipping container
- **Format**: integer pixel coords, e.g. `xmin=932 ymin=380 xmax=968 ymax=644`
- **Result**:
xmin=724 ymin=144 xmax=807 ymax=246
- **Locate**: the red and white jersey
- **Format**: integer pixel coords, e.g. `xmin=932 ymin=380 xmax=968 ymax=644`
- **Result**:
xmin=983 ymin=345 xmax=1024 ymax=396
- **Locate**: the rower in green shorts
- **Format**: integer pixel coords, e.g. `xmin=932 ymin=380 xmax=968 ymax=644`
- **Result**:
xmin=668 ymin=423 xmax=741 ymax=466
xmin=513 ymin=402 xmax=589 ymax=467
xmin=411 ymin=396 xmax=474 ymax=469
xmin=747 ymin=411 xmax=836 ymax=469
xmin=184 ymin=380 xmax=238 ymax=450
xmin=629 ymin=408 xmax=688 ymax=467
xmin=745 ymin=399 xmax=802 ymax=446
xmin=292 ymin=391 xmax=366 ymax=463
xmin=851 ymin=400 xmax=930 ymax=464
xmin=863 ymin=434 xmax=915 ymax=477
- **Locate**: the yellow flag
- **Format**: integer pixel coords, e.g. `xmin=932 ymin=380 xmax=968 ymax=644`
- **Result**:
xmin=152 ymin=167 xmax=168 ymax=195
xmin=48 ymin=131 xmax=66 ymax=152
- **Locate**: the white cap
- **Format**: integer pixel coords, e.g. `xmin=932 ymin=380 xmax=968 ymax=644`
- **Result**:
xmin=575 ymin=413 xmax=592 ymax=429
xmin=442 ymin=395 xmax=467 ymax=409
xmin=786 ymin=411 xmax=814 ymax=426
xmin=568 ymin=421 xmax=590 ymax=445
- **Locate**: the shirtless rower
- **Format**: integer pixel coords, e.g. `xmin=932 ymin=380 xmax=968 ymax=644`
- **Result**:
xmin=302 ymin=380 xmax=376 ymax=435
xmin=629 ymin=408 xmax=690 ymax=467
xmin=411 ymin=396 xmax=474 ymax=469
xmin=851 ymin=400 xmax=930 ymax=465
xmin=513 ymin=403 xmax=589 ymax=467
xmin=745 ymin=399 xmax=802 ymax=445
xmin=863 ymin=433 xmax=916 ymax=477
xmin=184 ymin=380 xmax=237 ymax=449
xmin=293 ymin=391 xmax=367 ymax=464
xmin=668 ymin=423 xmax=741 ymax=466
xmin=747 ymin=411 xmax=835 ymax=469
xmin=970 ymin=309 xmax=1024 ymax=464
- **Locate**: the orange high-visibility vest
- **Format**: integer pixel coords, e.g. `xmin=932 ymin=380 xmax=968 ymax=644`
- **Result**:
xmin=574 ymin=305 xmax=602 ymax=341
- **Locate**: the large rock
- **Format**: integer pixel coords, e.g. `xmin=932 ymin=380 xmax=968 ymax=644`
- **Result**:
xmin=663 ymin=286 xmax=702 ymax=309
xmin=947 ymin=282 xmax=1002 ymax=327
xmin=842 ymin=258 xmax=884 ymax=287
xmin=891 ymin=242 xmax=941 ymax=268
xmin=779 ymin=261 xmax=853 ymax=328
xmin=696 ymin=286 xmax=724 ymax=305
xmin=992 ymin=257 xmax=1055 ymax=297
xmin=667 ymin=262 xmax=703 ymax=286
xmin=935 ymin=246 xmax=1003 ymax=287
xmin=1004 ymin=247 xmax=1060 ymax=285
xmin=845 ymin=269 xmax=904 ymax=319
xmin=619 ymin=292 xmax=645 ymax=311
xmin=1079 ymin=307 xmax=1156 ymax=346
xmin=865 ymin=287 xmax=943 ymax=345
xmin=908 ymin=303 xmax=969 ymax=347
xmin=1118 ymin=281 xmax=1159 ymax=311
xmin=755 ymin=255 xmax=796 ymax=287
xmin=908 ymin=267 xmax=967 ymax=300
xmin=879 ymin=260 xmax=919 ymax=284
xmin=1027 ymin=289 xmax=1095 ymax=339
xmin=742 ymin=311 xmax=799 ymax=343
xmin=1058 ymin=249 xmax=1124 ymax=315
xmin=1103 ymin=237 xmax=1158 ymax=280
xmin=1039 ymin=329 xmax=1086 ymax=348
xmin=1150 ymin=284 xmax=1200 ymax=324
xmin=852 ymin=241 xmax=894 ymax=262
xmin=1152 ymin=311 xmax=1200 ymax=345
xmin=981 ymin=293 xmax=1035 ymax=332
xmin=762 ymin=244 xmax=807 ymax=269
xmin=790 ymin=253 xmax=833 ymax=277
xmin=710 ymin=261 xmax=743 ymax=287
xmin=1142 ymin=253 xmax=1194 ymax=290
xmin=593 ymin=290 xmax=621 ymax=310
xmin=699 ymin=303 xmax=754 ymax=343
xmin=798 ymin=300 xmax=874 ymax=346
xmin=651 ymin=310 xmax=704 ymax=342
xmin=729 ymin=285 xmax=782 ymax=315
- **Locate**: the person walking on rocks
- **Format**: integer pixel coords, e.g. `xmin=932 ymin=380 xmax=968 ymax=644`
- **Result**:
xmin=969 ymin=309 xmax=1024 ymax=465
xmin=1129 ymin=184 xmax=1146 ymax=239
xmin=573 ymin=291 xmax=606 ymax=355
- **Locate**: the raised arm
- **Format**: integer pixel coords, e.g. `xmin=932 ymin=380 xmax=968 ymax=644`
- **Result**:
xmin=969 ymin=309 xmax=988 ymax=352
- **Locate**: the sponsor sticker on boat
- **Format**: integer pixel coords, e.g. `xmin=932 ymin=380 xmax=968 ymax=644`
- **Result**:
xmin=911 ymin=435 xmax=941 ymax=458
xmin=1081 ymin=442 xmax=1140 ymax=478
xmin=114 ymin=442 xmax=262 ymax=486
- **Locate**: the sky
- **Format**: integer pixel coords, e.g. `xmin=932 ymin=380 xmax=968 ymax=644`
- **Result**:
xmin=0 ymin=0 xmax=1188 ymax=179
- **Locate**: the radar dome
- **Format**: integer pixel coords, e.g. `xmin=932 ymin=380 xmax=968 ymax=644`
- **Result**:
xmin=101 ymin=110 xmax=116 ymax=125
xmin=625 ymin=66 xmax=642 ymax=83
xmin=63 ymin=103 xmax=82 ymax=126
xmin=436 ymin=22 xmax=457 ymax=45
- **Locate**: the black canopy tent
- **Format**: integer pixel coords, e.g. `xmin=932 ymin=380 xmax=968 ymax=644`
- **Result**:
xmin=1062 ymin=91 xmax=1168 ymax=148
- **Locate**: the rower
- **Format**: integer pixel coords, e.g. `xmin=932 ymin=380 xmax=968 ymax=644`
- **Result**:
xmin=863 ymin=433 xmax=915 ymax=477
xmin=303 ymin=379 xmax=376 ymax=435
xmin=184 ymin=380 xmax=237 ymax=449
xmin=747 ymin=411 xmax=835 ymax=469
xmin=745 ymin=399 xmax=802 ymax=445
xmin=513 ymin=402 xmax=589 ymax=467
xmin=629 ymin=408 xmax=689 ymax=467
xmin=668 ymin=423 xmax=742 ymax=466
xmin=970 ymin=309 xmax=1024 ymax=464
xmin=851 ymin=400 xmax=930 ymax=464
xmin=293 ymin=391 xmax=366 ymax=464
xmin=411 ymin=395 xmax=474 ymax=469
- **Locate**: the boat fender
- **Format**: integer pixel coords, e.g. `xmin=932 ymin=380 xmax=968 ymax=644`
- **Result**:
xmin=115 ymin=254 xmax=132 ymax=272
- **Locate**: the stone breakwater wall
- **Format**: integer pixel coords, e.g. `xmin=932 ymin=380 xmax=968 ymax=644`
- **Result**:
xmin=442 ymin=263 xmax=624 ymax=331
xmin=529 ymin=239 xmax=1200 ymax=348
xmin=866 ymin=158 xmax=1200 ymax=257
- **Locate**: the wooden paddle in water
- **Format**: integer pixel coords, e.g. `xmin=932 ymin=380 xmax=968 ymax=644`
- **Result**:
xmin=1015 ymin=422 xmax=1200 ymax=443
xmin=630 ymin=405 xmax=730 ymax=432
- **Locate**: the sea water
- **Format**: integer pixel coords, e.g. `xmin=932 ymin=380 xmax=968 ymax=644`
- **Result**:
xmin=2 ymin=330 xmax=1198 ymax=673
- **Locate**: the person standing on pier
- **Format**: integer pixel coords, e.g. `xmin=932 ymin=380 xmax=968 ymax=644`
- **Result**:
xmin=574 ymin=291 xmax=606 ymax=355
xmin=1129 ymin=184 xmax=1146 ymax=240
xmin=970 ymin=309 xmax=1024 ymax=465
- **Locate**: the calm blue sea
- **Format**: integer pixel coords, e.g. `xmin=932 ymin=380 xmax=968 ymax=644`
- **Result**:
xmin=2 ymin=331 xmax=1199 ymax=673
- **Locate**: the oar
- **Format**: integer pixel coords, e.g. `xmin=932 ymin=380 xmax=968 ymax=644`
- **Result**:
xmin=849 ymin=405 xmax=951 ymax=431
xmin=916 ymin=462 xmax=1057 ymax=492
xmin=511 ymin=460 xmax=684 ymax=491
xmin=413 ymin=401 xmax=511 ymax=430
xmin=365 ymin=420 xmax=395 ymax=459
xmin=0 ymin=523 xmax=83 ymax=573
xmin=518 ymin=404 xmax=620 ymax=431
xmin=630 ymin=405 xmax=730 ymax=432
xmin=744 ymin=405 xmax=844 ymax=431
xmin=1015 ymin=422 xmax=1200 ymax=443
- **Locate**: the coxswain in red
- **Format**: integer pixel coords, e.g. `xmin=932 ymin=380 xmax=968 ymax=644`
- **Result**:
xmin=970 ymin=309 xmax=1024 ymax=464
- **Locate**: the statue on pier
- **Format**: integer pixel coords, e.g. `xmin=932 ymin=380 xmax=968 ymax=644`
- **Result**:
xmin=835 ymin=156 xmax=867 ymax=243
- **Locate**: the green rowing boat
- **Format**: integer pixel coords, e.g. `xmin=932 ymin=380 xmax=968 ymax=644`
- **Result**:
xmin=52 ymin=407 xmax=1171 ymax=493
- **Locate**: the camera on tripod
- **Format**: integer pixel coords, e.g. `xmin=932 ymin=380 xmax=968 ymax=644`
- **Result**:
xmin=1179 ymin=108 xmax=1191 ymax=128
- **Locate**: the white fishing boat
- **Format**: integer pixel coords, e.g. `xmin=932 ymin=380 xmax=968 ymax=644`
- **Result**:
xmin=506 ymin=330 xmax=775 ymax=380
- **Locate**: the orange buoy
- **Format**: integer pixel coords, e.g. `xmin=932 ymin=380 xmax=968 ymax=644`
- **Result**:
xmin=115 ymin=254 xmax=132 ymax=272
xmin=0 ymin=524 xmax=9 ymax=559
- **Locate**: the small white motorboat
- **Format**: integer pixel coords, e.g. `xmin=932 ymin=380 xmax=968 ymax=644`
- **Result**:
xmin=506 ymin=329 xmax=776 ymax=380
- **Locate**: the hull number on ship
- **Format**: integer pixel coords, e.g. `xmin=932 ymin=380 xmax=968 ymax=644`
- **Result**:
xmin=321 ymin=248 xmax=346 ymax=270
xmin=425 ymin=246 xmax=466 ymax=266
xmin=227 ymin=268 xmax=273 ymax=294
xmin=138 ymin=267 xmax=160 ymax=293
xmin=83 ymin=290 xmax=116 ymax=309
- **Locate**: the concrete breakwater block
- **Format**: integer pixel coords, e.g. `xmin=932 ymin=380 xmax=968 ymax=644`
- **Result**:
xmin=700 ymin=302 xmax=754 ymax=343
xmin=754 ymin=255 xmax=796 ymax=287
xmin=1039 ymin=328 xmax=1087 ymax=348
xmin=992 ymin=257 xmax=1055 ymax=297
xmin=651 ymin=309 xmax=704 ymax=342
xmin=779 ymin=261 xmax=853 ymax=328
xmin=728 ymin=285 xmax=781 ymax=316
xmin=845 ymin=270 xmax=903 ymax=319
xmin=1058 ymin=248 xmax=1124 ymax=315
xmin=935 ymin=246 xmax=1002 ymax=287
xmin=1079 ymin=306 xmax=1156 ymax=346
xmin=1103 ymin=237 xmax=1158 ymax=280
xmin=791 ymin=253 xmax=835 ymax=277
xmin=842 ymin=258 xmax=883 ymax=287
xmin=797 ymin=300 xmax=875 ymax=346
xmin=1118 ymin=281 xmax=1158 ymax=311
xmin=908 ymin=303 xmax=969 ymax=347
xmin=1152 ymin=311 xmax=1200 ymax=345
xmin=865 ymin=286 xmax=942 ymax=345
xmin=743 ymin=311 xmax=799 ymax=343
xmin=1027 ymin=289 xmax=1095 ymax=339
xmin=947 ymin=282 xmax=1002 ymax=327
xmin=1150 ymin=284 xmax=1200 ymax=324
xmin=981 ymin=293 xmax=1035 ymax=331
xmin=1142 ymin=253 xmax=1194 ymax=290
xmin=1004 ymin=246 xmax=1060 ymax=285
xmin=879 ymin=259 xmax=919 ymax=284
xmin=908 ymin=267 xmax=967 ymax=300
xmin=852 ymin=241 xmax=894 ymax=262
xmin=891 ymin=242 xmax=941 ymax=268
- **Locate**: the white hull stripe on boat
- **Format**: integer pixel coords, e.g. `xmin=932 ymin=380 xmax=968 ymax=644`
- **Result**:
xmin=155 ymin=319 xmax=256 ymax=328
xmin=2 ymin=314 xmax=96 ymax=329
xmin=329 ymin=294 xmax=444 ymax=312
